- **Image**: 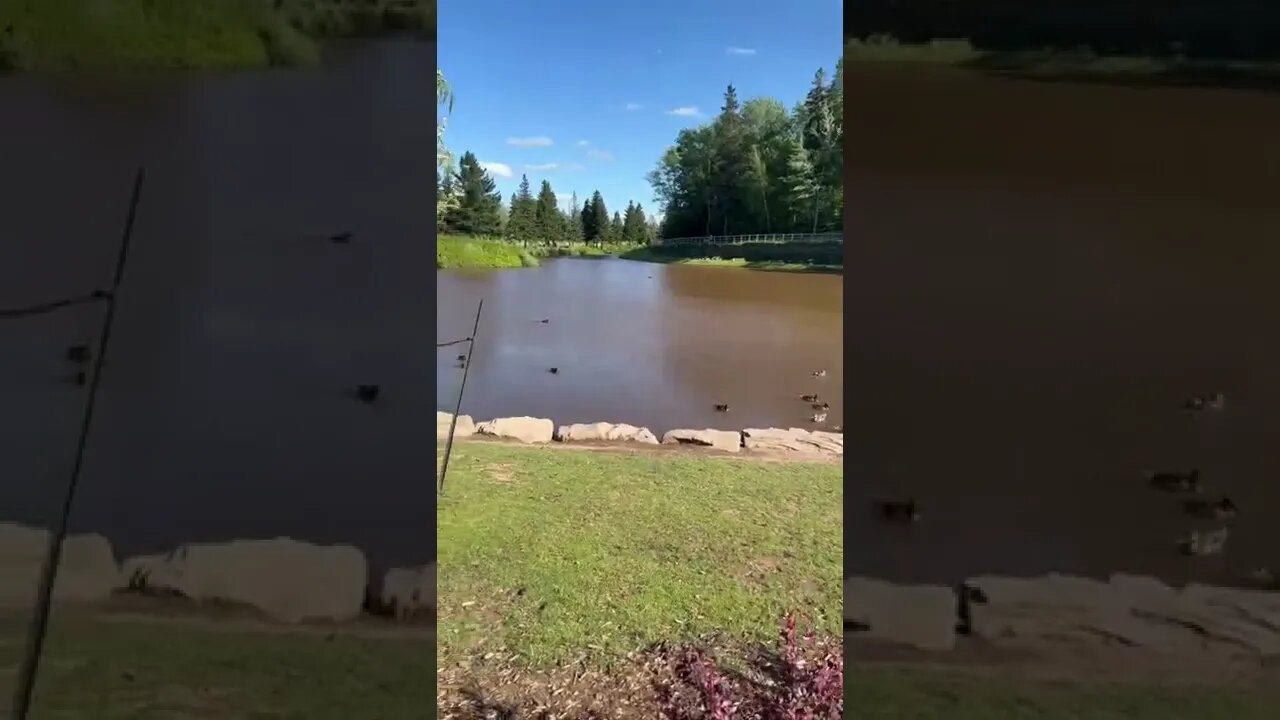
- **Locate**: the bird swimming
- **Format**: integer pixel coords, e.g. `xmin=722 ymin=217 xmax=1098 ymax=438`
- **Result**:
xmin=801 ymin=393 xmax=819 ymax=402
xmin=876 ymin=499 xmax=920 ymax=524
xmin=355 ymin=384 xmax=380 ymax=403
xmin=714 ymin=403 xmax=729 ymax=412
xmin=1183 ymin=496 xmax=1238 ymax=520
xmin=65 ymin=345 xmax=91 ymax=364
xmin=810 ymin=412 xmax=827 ymax=423
xmin=812 ymin=369 xmax=827 ymax=377
xmin=1147 ymin=469 xmax=1201 ymax=494
xmin=1183 ymin=393 xmax=1226 ymax=412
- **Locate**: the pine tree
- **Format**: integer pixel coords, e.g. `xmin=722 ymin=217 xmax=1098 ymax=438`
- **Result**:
xmin=581 ymin=194 xmax=595 ymax=244
xmin=534 ymin=179 xmax=560 ymax=246
xmin=506 ymin=174 xmax=536 ymax=245
xmin=567 ymin=191 xmax=584 ymax=245
xmin=444 ymin=151 xmax=503 ymax=236
xmin=712 ymin=84 xmax=752 ymax=235
xmin=780 ymin=135 xmax=817 ymax=232
xmin=607 ymin=211 xmax=624 ymax=244
xmin=622 ymin=201 xmax=647 ymax=245
xmin=586 ymin=191 xmax=608 ymax=245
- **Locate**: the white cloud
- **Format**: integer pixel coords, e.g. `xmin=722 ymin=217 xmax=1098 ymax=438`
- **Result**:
xmin=506 ymin=136 xmax=554 ymax=147
xmin=586 ymin=149 xmax=614 ymax=162
xmin=726 ymin=47 xmax=757 ymax=56
xmin=576 ymin=139 xmax=590 ymax=147
xmin=665 ymin=106 xmax=703 ymax=118
xmin=624 ymin=102 xmax=644 ymax=111
xmin=480 ymin=161 xmax=513 ymax=179
xmin=524 ymin=163 xmax=559 ymax=172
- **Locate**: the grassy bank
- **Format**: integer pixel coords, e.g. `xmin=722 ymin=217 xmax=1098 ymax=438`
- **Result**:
xmin=437 ymin=442 xmax=842 ymax=667
xmin=622 ymin=241 xmax=843 ymax=273
xmin=848 ymin=667 xmax=1278 ymax=719
xmin=437 ymin=235 xmax=539 ymax=269
xmin=0 ymin=0 xmax=431 ymax=72
xmin=0 ymin=610 xmax=434 ymax=719
xmin=845 ymin=35 xmax=1280 ymax=89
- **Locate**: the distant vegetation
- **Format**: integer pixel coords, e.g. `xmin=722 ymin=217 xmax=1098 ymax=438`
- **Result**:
xmin=648 ymin=57 xmax=843 ymax=240
xmin=0 ymin=0 xmax=432 ymax=72
xmin=437 ymin=235 xmax=539 ymax=270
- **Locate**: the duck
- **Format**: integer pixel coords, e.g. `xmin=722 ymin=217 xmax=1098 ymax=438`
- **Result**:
xmin=539 ymin=318 xmax=550 ymax=324
xmin=812 ymin=369 xmax=827 ymax=377
xmin=354 ymin=384 xmax=380 ymax=404
xmin=65 ymin=344 xmax=91 ymax=364
xmin=800 ymin=393 xmax=819 ymax=403
xmin=1183 ymin=496 xmax=1238 ymax=520
xmin=831 ymin=425 xmax=842 ymax=433
xmin=812 ymin=401 xmax=830 ymax=411
xmin=1178 ymin=527 xmax=1229 ymax=557
xmin=1183 ymin=392 xmax=1226 ymax=412
xmin=456 ymin=354 xmax=467 ymax=362
xmin=548 ymin=367 xmax=559 ymax=374
xmin=876 ymin=499 xmax=920 ymax=524
xmin=329 ymin=231 xmax=353 ymax=244
xmin=1147 ymin=469 xmax=1201 ymax=494
xmin=810 ymin=412 xmax=827 ymax=423
xmin=713 ymin=403 xmax=729 ymax=412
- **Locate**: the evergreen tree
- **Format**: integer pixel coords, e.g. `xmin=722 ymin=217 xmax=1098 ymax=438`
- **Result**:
xmin=711 ymin=84 xmax=752 ymax=235
xmin=443 ymin=151 xmax=503 ymax=235
xmin=607 ymin=211 xmax=624 ymax=244
xmin=586 ymin=191 xmax=608 ymax=245
xmin=534 ymin=179 xmax=560 ymax=246
xmin=567 ymin=191 xmax=585 ymax=244
xmin=622 ymin=201 xmax=648 ymax=245
xmin=506 ymin=174 xmax=536 ymax=245
xmin=581 ymin=194 xmax=596 ymax=244
xmin=780 ymin=135 xmax=818 ymax=231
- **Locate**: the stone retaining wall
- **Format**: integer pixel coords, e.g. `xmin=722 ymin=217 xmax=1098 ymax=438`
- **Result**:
xmin=846 ymin=573 xmax=1280 ymax=655
xmin=436 ymin=412 xmax=844 ymax=457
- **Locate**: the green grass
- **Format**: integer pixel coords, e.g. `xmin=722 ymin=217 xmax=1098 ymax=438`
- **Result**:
xmin=437 ymin=443 xmax=842 ymax=667
xmin=848 ymin=667 xmax=1279 ymax=719
xmin=0 ymin=612 xmax=435 ymax=719
xmin=0 ymin=0 xmax=430 ymax=73
xmin=437 ymin=235 xmax=539 ymax=269
xmin=622 ymin=242 xmax=843 ymax=273
xmin=845 ymin=35 xmax=981 ymax=64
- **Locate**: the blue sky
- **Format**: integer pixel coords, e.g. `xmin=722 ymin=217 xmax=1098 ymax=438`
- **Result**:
xmin=438 ymin=0 xmax=843 ymax=219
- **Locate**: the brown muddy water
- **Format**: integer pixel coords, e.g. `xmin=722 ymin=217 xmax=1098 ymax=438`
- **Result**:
xmin=848 ymin=65 xmax=1280 ymax=588
xmin=0 ymin=40 xmax=436 ymax=572
xmin=436 ymin=257 xmax=844 ymax=435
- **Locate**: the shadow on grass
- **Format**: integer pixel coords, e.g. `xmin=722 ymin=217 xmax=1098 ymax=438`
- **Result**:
xmin=620 ymin=242 xmax=844 ymax=275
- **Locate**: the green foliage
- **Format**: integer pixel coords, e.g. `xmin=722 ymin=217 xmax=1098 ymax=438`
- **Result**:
xmin=533 ymin=179 xmax=561 ymax=246
xmin=437 ymin=235 xmax=538 ymax=269
xmin=439 ymin=152 xmax=504 ymax=237
xmin=505 ymin=175 xmax=536 ymax=245
xmin=648 ymin=58 xmax=843 ymax=239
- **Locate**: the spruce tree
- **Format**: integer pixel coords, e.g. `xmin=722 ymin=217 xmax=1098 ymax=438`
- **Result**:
xmin=587 ymin=191 xmax=608 ymax=245
xmin=506 ymin=174 xmax=536 ymax=245
xmin=534 ymin=179 xmax=560 ymax=246
xmin=444 ymin=151 xmax=503 ymax=236
xmin=608 ymin=211 xmax=624 ymax=244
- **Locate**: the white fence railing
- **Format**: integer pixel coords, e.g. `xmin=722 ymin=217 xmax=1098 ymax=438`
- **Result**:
xmin=655 ymin=232 xmax=843 ymax=246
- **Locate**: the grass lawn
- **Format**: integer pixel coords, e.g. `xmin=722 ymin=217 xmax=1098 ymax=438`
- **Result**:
xmin=847 ymin=667 xmax=1279 ymax=719
xmin=437 ymin=442 xmax=843 ymax=668
xmin=0 ymin=611 xmax=434 ymax=719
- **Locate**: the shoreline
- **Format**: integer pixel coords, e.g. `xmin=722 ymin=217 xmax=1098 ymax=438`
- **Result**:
xmin=435 ymin=411 xmax=845 ymax=458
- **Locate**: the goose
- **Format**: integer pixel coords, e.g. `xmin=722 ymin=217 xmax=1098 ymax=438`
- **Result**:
xmin=713 ymin=404 xmax=729 ymax=412
xmin=1183 ymin=496 xmax=1238 ymax=520
xmin=1178 ymin=527 xmax=1229 ymax=556
xmin=812 ymin=369 xmax=827 ymax=377
xmin=65 ymin=344 xmax=91 ymax=364
xmin=801 ymin=393 xmax=819 ymax=403
xmin=812 ymin=401 xmax=830 ymax=411
xmin=1147 ymin=469 xmax=1201 ymax=494
xmin=355 ymin=384 xmax=380 ymax=403
xmin=876 ymin=499 xmax=920 ymax=524
xmin=548 ymin=367 xmax=559 ymax=374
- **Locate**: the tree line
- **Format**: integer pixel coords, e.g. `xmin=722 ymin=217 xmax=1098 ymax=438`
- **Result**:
xmin=846 ymin=1 xmax=1280 ymax=60
xmin=648 ymin=58 xmax=843 ymax=240
xmin=438 ymin=152 xmax=656 ymax=246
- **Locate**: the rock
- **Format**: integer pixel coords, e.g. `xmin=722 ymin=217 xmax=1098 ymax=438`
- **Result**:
xmin=967 ymin=573 xmax=1280 ymax=655
xmin=381 ymin=563 xmax=436 ymax=620
xmin=845 ymin=576 xmax=957 ymax=651
xmin=0 ymin=523 xmax=121 ymax=608
xmin=475 ymin=416 xmax=554 ymax=444
xmin=741 ymin=427 xmax=843 ymax=455
xmin=436 ymin=411 xmax=475 ymax=440
xmin=660 ymin=428 xmax=742 ymax=453
xmin=555 ymin=422 xmax=659 ymax=444
xmin=122 ymin=537 xmax=367 ymax=623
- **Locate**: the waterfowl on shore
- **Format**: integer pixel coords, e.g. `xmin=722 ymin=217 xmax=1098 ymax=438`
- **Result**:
xmin=329 ymin=231 xmax=353 ymax=244
xmin=1183 ymin=496 xmax=1238 ymax=520
xmin=812 ymin=401 xmax=830 ymax=411
xmin=714 ymin=404 xmax=729 ymax=412
xmin=810 ymin=412 xmax=827 ymax=423
xmin=548 ymin=367 xmax=559 ymax=374
xmin=1182 ymin=392 xmax=1226 ymax=412
xmin=1147 ymin=469 xmax=1201 ymax=494
xmin=1178 ymin=527 xmax=1229 ymax=557
xmin=812 ymin=369 xmax=826 ymax=377
xmin=354 ymin=384 xmax=381 ymax=404
xmin=875 ymin=499 xmax=920 ymax=524
xmin=65 ymin=344 xmax=91 ymax=364
xmin=801 ymin=393 xmax=819 ymax=403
